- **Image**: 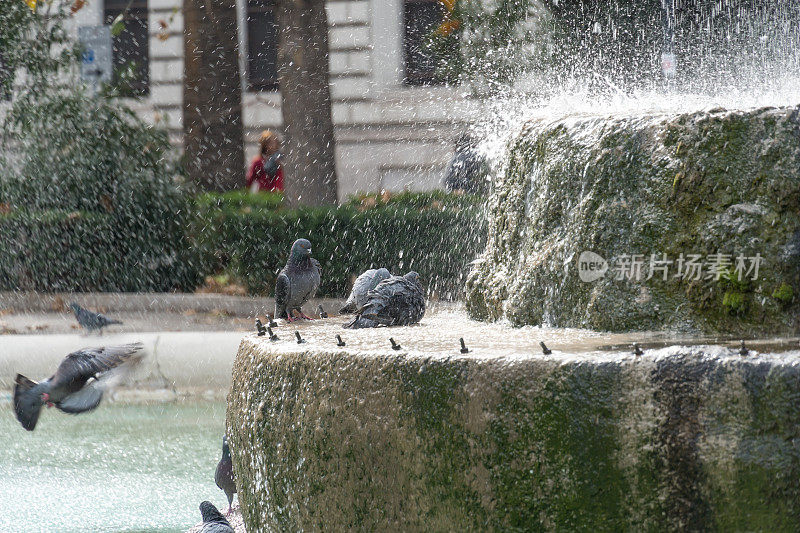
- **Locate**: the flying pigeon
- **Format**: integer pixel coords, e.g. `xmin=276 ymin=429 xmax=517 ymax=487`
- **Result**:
xmin=69 ymin=302 xmax=122 ymax=334
xmin=344 ymin=271 xmax=425 ymax=329
xmin=215 ymin=435 xmax=237 ymax=515
xmin=198 ymin=501 xmax=234 ymax=533
xmin=339 ymin=268 xmax=391 ymax=314
xmin=13 ymin=343 xmax=145 ymax=431
xmin=275 ymin=239 xmax=321 ymax=322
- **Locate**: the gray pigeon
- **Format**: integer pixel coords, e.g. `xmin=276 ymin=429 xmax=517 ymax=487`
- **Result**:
xmin=13 ymin=343 xmax=144 ymax=431
xmin=215 ymin=435 xmax=237 ymax=515
xmin=69 ymin=302 xmax=122 ymax=334
xmin=275 ymin=239 xmax=321 ymax=322
xmin=344 ymin=272 xmax=425 ymax=329
xmin=339 ymin=268 xmax=391 ymax=314
xmin=199 ymin=501 xmax=234 ymax=533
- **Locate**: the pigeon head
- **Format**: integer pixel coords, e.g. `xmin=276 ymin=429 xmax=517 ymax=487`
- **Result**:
xmin=289 ymin=239 xmax=312 ymax=260
xmin=221 ymin=434 xmax=231 ymax=459
xmin=404 ymin=271 xmax=421 ymax=283
xmin=199 ymin=500 xmax=228 ymax=524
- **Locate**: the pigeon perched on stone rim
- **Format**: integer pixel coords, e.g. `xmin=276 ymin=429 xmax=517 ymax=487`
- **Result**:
xmin=339 ymin=268 xmax=391 ymax=314
xmin=274 ymin=239 xmax=321 ymax=322
xmin=13 ymin=343 xmax=145 ymax=431
xmin=215 ymin=435 xmax=237 ymax=515
xmin=199 ymin=501 xmax=234 ymax=533
xmin=344 ymin=271 xmax=425 ymax=329
xmin=69 ymin=302 xmax=122 ymax=334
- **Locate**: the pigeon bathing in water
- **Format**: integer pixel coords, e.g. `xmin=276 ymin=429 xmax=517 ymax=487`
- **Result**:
xmin=69 ymin=302 xmax=122 ymax=334
xmin=13 ymin=343 xmax=145 ymax=431
xmin=198 ymin=501 xmax=234 ymax=533
xmin=344 ymin=272 xmax=425 ymax=329
xmin=275 ymin=239 xmax=321 ymax=322
xmin=215 ymin=435 xmax=237 ymax=515
xmin=339 ymin=268 xmax=391 ymax=314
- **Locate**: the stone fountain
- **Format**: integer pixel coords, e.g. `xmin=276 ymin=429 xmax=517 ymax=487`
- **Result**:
xmin=226 ymin=311 xmax=799 ymax=531
xmin=226 ymin=2 xmax=800 ymax=529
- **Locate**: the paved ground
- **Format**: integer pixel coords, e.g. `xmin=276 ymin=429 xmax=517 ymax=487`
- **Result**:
xmin=0 ymin=292 xmax=347 ymax=335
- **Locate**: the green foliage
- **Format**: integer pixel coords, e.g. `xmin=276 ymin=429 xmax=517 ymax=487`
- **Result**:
xmin=772 ymin=282 xmax=794 ymax=305
xmin=432 ymin=0 xmax=550 ymax=93
xmin=0 ymin=0 xmax=77 ymax=94
xmin=195 ymin=190 xmax=285 ymax=213
xmin=0 ymin=4 xmax=200 ymax=292
xmin=195 ymin=193 xmax=487 ymax=298
xmin=0 ymin=209 xmax=199 ymax=291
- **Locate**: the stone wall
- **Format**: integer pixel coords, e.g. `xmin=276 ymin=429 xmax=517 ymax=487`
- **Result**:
xmin=466 ymin=106 xmax=800 ymax=334
xmin=227 ymin=334 xmax=800 ymax=531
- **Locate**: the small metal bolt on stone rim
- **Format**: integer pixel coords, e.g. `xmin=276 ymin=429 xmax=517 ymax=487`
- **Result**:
xmin=390 ymin=338 xmax=401 ymax=350
xmin=539 ymin=341 xmax=552 ymax=355
xmin=460 ymin=338 xmax=469 ymax=353
xmin=739 ymin=340 xmax=748 ymax=356
xmin=267 ymin=327 xmax=278 ymax=341
xmin=633 ymin=343 xmax=643 ymax=356
xmin=256 ymin=318 xmax=266 ymax=336
xmin=295 ymin=331 xmax=305 ymax=344
xmin=268 ymin=316 xmax=278 ymax=328
xmin=336 ymin=334 xmax=346 ymax=347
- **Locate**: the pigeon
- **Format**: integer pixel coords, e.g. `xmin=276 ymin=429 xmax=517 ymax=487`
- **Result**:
xmin=274 ymin=239 xmax=321 ymax=322
xmin=215 ymin=435 xmax=237 ymax=515
xmin=339 ymin=268 xmax=391 ymax=314
xmin=344 ymin=271 xmax=425 ymax=329
xmin=13 ymin=343 xmax=145 ymax=431
xmin=198 ymin=501 xmax=234 ymax=533
xmin=69 ymin=302 xmax=122 ymax=334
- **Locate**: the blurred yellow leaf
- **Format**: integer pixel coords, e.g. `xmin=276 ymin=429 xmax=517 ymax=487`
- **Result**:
xmin=70 ymin=0 xmax=86 ymax=14
xmin=24 ymin=0 xmax=37 ymax=11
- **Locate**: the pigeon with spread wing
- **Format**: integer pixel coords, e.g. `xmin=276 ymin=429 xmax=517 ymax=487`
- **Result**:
xmin=13 ymin=343 xmax=145 ymax=431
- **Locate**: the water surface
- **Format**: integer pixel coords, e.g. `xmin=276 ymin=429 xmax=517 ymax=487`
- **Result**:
xmin=0 ymin=401 xmax=226 ymax=533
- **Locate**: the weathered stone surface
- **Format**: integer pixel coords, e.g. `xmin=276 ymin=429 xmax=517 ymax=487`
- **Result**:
xmin=466 ymin=106 xmax=800 ymax=334
xmin=227 ymin=323 xmax=800 ymax=532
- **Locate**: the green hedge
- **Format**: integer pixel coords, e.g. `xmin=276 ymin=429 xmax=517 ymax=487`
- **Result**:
xmin=196 ymin=192 xmax=487 ymax=299
xmin=0 ymin=191 xmax=485 ymax=296
xmin=0 ymin=209 xmax=201 ymax=292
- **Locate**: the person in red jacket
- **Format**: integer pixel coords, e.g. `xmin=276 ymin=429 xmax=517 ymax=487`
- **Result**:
xmin=246 ymin=130 xmax=284 ymax=192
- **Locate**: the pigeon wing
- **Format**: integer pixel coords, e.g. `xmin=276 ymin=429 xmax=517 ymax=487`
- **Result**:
xmin=56 ymin=379 xmax=104 ymax=414
xmin=275 ymin=271 xmax=291 ymax=317
xmin=51 ymin=343 xmax=144 ymax=392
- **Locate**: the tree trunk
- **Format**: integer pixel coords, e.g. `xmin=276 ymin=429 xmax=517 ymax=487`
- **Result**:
xmin=275 ymin=0 xmax=338 ymax=206
xmin=183 ymin=0 xmax=244 ymax=191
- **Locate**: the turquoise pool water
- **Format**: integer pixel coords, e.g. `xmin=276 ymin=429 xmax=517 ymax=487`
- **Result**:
xmin=0 ymin=400 xmax=226 ymax=532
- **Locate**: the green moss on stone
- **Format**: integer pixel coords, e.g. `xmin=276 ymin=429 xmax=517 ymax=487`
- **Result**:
xmin=722 ymin=290 xmax=746 ymax=315
xmin=466 ymin=106 xmax=800 ymax=334
xmin=772 ymin=282 xmax=794 ymax=304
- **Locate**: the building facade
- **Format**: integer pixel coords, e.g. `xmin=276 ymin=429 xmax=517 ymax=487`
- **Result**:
xmin=72 ymin=0 xmax=477 ymax=199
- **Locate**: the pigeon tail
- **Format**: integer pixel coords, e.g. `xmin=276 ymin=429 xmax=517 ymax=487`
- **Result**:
xmin=13 ymin=374 xmax=46 ymax=431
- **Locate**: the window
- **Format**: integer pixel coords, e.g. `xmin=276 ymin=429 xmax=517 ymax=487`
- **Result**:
xmin=104 ymin=0 xmax=149 ymax=96
xmin=247 ymin=0 xmax=279 ymax=91
xmin=403 ymin=0 xmax=456 ymax=86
